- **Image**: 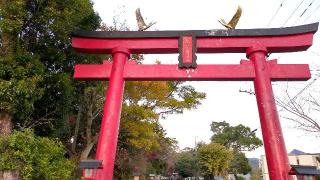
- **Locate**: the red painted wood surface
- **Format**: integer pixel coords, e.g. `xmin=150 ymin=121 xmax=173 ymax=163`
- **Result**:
xmin=94 ymin=47 xmax=129 ymax=179
xmin=72 ymin=33 xmax=313 ymax=54
xmin=74 ymin=61 xmax=310 ymax=81
xmin=182 ymin=36 xmax=193 ymax=65
xmin=72 ymin=27 xmax=317 ymax=180
xmin=247 ymin=46 xmax=293 ymax=180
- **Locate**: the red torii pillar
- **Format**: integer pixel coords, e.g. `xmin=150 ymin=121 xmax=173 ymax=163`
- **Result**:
xmin=72 ymin=23 xmax=318 ymax=180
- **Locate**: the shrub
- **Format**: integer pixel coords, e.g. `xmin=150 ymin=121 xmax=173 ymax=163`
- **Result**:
xmin=0 ymin=129 xmax=75 ymax=179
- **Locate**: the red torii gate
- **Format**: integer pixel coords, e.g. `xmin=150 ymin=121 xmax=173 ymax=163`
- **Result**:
xmin=72 ymin=23 xmax=318 ymax=180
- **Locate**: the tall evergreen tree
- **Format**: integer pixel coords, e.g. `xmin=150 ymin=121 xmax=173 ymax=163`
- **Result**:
xmin=0 ymin=0 xmax=100 ymax=135
xmin=1 ymin=1 xmax=207 ymax=178
xmin=210 ymin=121 xmax=263 ymax=179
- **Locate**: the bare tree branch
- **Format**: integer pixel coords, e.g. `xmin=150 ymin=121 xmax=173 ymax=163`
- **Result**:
xmin=275 ymin=78 xmax=320 ymax=137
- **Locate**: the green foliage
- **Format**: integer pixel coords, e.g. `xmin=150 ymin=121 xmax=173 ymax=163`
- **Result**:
xmin=1 ymin=0 xmax=101 ymax=178
xmin=210 ymin=121 xmax=263 ymax=151
xmin=0 ymin=0 xmax=101 ymax=130
xmin=230 ymin=152 xmax=251 ymax=176
xmin=32 ymin=72 xmax=75 ymax=137
xmin=1 ymin=1 xmax=206 ymax=179
xmin=115 ymin=119 xmax=178 ymax=179
xmin=0 ymin=0 xmax=27 ymax=43
xmin=0 ymin=52 xmax=44 ymax=115
xmin=210 ymin=121 xmax=262 ymax=176
xmin=0 ymin=129 xmax=75 ymax=179
xmin=124 ymin=81 xmax=206 ymax=116
xmin=17 ymin=0 xmax=101 ymax=66
xmin=112 ymin=80 xmax=205 ymax=179
xmin=175 ymin=148 xmax=200 ymax=178
xmin=23 ymin=0 xmax=101 ymax=137
xmin=121 ymin=118 xmax=160 ymax=151
xmin=197 ymin=143 xmax=233 ymax=178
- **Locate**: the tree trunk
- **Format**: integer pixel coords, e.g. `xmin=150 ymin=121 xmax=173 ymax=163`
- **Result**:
xmin=0 ymin=2 xmax=20 ymax=178
xmin=85 ymin=103 xmax=93 ymax=144
xmin=80 ymin=141 xmax=96 ymax=160
xmin=80 ymin=135 xmax=98 ymax=160
xmin=0 ymin=171 xmax=19 ymax=180
xmin=0 ymin=112 xmax=19 ymax=180
xmin=0 ymin=111 xmax=12 ymax=135
xmin=80 ymin=94 xmax=98 ymax=160
xmin=0 ymin=11 xmax=12 ymax=58
xmin=71 ymin=106 xmax=82 ymax=154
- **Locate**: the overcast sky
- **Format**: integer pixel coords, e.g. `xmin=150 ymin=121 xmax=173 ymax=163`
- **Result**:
xmin=91 ymin=0 xmax=320 ymax=157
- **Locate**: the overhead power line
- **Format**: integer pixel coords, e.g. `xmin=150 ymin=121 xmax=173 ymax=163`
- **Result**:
xmin=293 ymin=0 xmax=316 ymax=25
xmin=282 ymin=0 xmax=306 ymax=27
xmin=302 ymin=2 xmax=320 ymax=23
xmin=267 ymin=0 xmax=287 ymax=27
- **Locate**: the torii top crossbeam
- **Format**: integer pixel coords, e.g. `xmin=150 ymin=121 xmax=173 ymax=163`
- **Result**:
xmin=72 ymin=23 xmax=318 ymax=54
xmin=73 ymin=23 xmax=317 ymax=81
xmin=72 ymin=23 xmax=318 ymax=180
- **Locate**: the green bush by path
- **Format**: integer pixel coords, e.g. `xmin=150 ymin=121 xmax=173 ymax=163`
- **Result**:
xmin=0 ymin=129 xmax=75 ymax=180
